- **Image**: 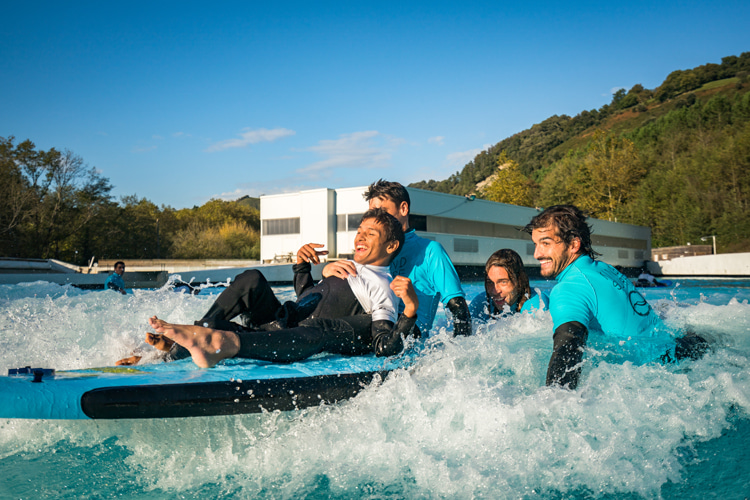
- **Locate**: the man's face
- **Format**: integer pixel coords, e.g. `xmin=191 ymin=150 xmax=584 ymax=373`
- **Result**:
xmin=485 ymin=265 xmax=518 ymax=310
xmin=115 ymin=264 xmax=125 ymax=276
xmin=353 ymin=218 xmax=398 ymax=266
xmin=368 ymin=196 xmax=409 ymax=231
xmin=531 ymin=225 xmax=579 ymax=278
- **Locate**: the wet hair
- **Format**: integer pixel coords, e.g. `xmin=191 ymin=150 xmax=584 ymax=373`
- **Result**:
xmin=363 ymin=179 xmax=411 ymax=214
xmin=114 ymin=261 xmax=125 ymax=270
xmin=485 ymin=249 xmax=531 ymax=312
xmin=523 ymin=205 xmax=600 ymax=259
xmin=360 ymin=208 xmax=405 ymax=262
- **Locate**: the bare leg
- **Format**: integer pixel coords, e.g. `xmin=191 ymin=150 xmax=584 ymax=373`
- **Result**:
xmin=115 ymin=328 xmax=177 ymax=366
xmin=148 ymin=316 xmax=240 ymax=368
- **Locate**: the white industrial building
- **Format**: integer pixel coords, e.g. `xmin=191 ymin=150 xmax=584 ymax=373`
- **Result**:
xmin=260 ymin=186 xmax=651 ymax=270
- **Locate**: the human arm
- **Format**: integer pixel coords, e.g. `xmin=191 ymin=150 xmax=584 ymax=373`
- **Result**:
xmin=293 ymin=243 xmax=328 ymax=296
xmin=446 ymin=297 xmax=471 ymax=336
xmin=390 ymin=276 xmax=418 ymax=319
xmin=422 ymin=240 xmax=471 ymax=335
xmin=105 ymin=274 xmax=127 ymax=294
xmin=369 ymin=276 xmax=419 ymax=357
xmin=322 ymin=260 xmax=358 ymax=279
xmin=546 ymin=321 xmax=588 ymax=389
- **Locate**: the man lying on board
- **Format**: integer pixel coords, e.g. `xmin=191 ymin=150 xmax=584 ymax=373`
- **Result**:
xmin=116 ymin=208 xmax=419 ymax=368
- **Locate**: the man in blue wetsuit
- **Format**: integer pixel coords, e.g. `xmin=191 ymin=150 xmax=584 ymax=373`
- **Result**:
xmin=525 ymin=205 xmax=708 ymax=389
xmin=104 ymin=261 xmax=126 ymax=294
xmin=323 ymin=180 xmax=471 ymax=337
xmin=469 ymin=249 xmax=548 ymax=322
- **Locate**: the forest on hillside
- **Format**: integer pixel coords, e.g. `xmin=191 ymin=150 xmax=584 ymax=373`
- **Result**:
xmin=0 ymin=135 xmax=261 ymax=265
xmin=411 ymin=52 xmax=750 ymax=252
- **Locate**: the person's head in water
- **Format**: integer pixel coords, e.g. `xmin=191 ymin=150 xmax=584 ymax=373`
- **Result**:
xmin=114 ymin=261 xmax=125 ymax=276
xmin=363 ymin=179 xmax=410 ymax=231
xmin=524 ymin=205 xmax=599 ymax=279
xmin=484 ymin=249 xmax=531 ymax=313
xmin=353 ymin=208 xmax=404 ymax=267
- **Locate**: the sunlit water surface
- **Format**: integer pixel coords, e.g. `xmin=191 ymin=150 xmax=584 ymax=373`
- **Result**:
xmin=1 ymin=278 xmax=749 ymax=499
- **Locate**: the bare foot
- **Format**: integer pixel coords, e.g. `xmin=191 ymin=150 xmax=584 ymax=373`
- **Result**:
xmin=116 ymin=355 xmax=142 ymax=366
xmin=148 ymin=316 xmax=240 ymax=368
xmin=146 ymin=331 xmax=174 ymax=352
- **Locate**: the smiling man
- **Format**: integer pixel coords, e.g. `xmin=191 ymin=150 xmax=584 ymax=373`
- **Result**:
xmin=119 ymin=208 xmax=419 ymax=368
xmin=526 ymin=205 xmax=672 ymax=389
xmin=323 ymin=180 xmax=471 ymax=337
xmin=469 ymin=249 xmax=547 ymax=321
xmin=526 ymin=205 xmax=711 ymax=389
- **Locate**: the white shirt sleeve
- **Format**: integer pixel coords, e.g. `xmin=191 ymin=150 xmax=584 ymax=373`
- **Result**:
xmin=346 ymin=263 xmax=398 ymax=323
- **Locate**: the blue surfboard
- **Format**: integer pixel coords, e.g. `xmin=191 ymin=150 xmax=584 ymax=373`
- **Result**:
xmin=2 ymin=355 xmax=407 ymax=420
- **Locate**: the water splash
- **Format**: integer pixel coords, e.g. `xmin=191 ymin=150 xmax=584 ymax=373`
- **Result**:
xmin=0 ymin=279 xmax=749 ymax=498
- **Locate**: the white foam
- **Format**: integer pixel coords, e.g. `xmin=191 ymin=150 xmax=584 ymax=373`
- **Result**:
xmin=0 ymin=280 xmax=749 ymax=497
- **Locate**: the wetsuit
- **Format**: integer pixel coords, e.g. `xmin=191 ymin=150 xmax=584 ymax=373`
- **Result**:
xmin=469 ymin=288 xmax=548 ymax=322
xmin=390 ymin=229 xmax=471 ymax=336
xmin=546 ymin=255 xmax=706 ymax=389
xmin=169 ymin=263 xmax=417 ymax=363
xmin=104 ymin=272 xmax=125 ymax=293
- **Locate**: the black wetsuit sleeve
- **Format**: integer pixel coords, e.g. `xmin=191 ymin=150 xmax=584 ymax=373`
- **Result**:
xmin=372 ymin=314 xmax=418 ymax=357
xmin=446 ymin=296 xmax=472 ymax=336
xmin=293 ymin=262 xmax=315 ymax=297
xmin=546 ymin=321 xmax=588 ymax=390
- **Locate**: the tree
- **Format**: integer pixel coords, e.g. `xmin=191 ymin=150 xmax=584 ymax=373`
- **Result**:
xmin=481 ymin=152 xmax=535 ymax=207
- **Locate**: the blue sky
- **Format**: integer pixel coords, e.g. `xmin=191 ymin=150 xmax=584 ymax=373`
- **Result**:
xmin=2 ymin=1 xmax=749 ymax=209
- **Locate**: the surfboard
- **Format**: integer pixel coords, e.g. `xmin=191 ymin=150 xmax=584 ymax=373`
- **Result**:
xmin=1 ymin=354 xmax=407 ymax=420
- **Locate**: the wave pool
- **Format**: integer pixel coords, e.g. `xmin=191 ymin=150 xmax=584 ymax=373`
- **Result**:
xmin=1 ymin=278 xmax=749 ymax=499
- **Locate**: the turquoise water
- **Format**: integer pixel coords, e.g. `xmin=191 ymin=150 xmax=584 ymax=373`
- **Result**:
xmin=1 ymin=278 xmax=749 ymax=499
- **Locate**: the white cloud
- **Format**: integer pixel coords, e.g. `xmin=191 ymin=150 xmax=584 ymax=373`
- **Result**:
xmin=206 ymin=127 xmax=296 ymax=152
xmin=132 ymin=145 xmax=157 ymax=153
xmin=298 ymin=131 xmax=395 ymax=177
xmin=428 ymin=136 xmax=445 ymax=146
xmin=216 ymin=182 xmax=318 ymax=202
xmin=445 ymin=144 xmax=492 ymax=167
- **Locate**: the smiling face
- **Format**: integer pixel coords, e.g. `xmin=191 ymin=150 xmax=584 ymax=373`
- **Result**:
xmin=485 ymin=265 xmax=518 ymax=310
xmin=531 ymin=225 xmax=580 ymax=278
xmin=367 ymin=196 xmax=410 ymax=231
xmin=353 ymin=217 xmax=399 ymax=266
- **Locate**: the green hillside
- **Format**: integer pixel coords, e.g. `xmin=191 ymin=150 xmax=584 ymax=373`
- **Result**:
xmin=411 ymin=53 xmax=750 ymax=251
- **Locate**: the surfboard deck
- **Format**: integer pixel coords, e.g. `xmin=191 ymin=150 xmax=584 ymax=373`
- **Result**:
xmin=1 ymin=355 xmax=406 ymax=420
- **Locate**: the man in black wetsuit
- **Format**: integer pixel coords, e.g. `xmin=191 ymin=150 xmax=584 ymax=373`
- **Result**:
xmin=119 ymin=208 xmax=419 ymax=368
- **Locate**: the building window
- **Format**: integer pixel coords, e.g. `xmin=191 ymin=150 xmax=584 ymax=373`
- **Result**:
xmin=263 ymin=217 xmax=300 ymax=235
xmin=409 ymin=214 xmax=427 ymax=231
xmin=337 ymin=213 xmax=365 ymax=232
xmin=618 ymin=250 xmax=629 ymax=259
xmin=454 ymin=238 xmax=479 ymax=253
xmin=347 ymin=213 xmax=364 ymax=230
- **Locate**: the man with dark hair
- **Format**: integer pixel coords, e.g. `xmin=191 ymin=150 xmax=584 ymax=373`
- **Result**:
xmin=323 ymin=179 xmax=472 ymax=337
xmin=105 ymin=261 xmax=127 ymax=294
xmin=525 ymin=205 xmax=707 ymax=389
xmin=469 ymin=248 xmax=547 ymax=321
xmin=119 ymin=209 xmax=419 ymax=368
